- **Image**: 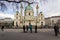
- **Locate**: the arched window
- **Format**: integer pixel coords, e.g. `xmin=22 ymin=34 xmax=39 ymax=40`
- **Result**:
xmin=29 ymin=13 xmax=30 ymax=15
xmin=16 ymin=13 xmax=18 ymax=15
xmin=41 ymin=22 xmax=43 ymax=26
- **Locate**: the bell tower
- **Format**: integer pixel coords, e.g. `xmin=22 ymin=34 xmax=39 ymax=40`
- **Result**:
xmin=20 ymin=4 xmax=23 ymax=16
xmin=36 ymin=4 xmax=39 ymax=16
xmin=36 ymin=4 xmax=39 ymax=25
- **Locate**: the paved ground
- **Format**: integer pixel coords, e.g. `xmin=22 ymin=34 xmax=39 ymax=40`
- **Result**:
xmin=0 ymin=29 xmax=60 ymax=40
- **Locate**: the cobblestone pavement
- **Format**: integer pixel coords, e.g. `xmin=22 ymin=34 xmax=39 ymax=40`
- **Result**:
xmin=0 ymin=29 xmax=60 ymax=40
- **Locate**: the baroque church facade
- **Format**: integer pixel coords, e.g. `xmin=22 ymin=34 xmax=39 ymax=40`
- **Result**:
xmin=14 ymin=4 xmax=45 ymax=28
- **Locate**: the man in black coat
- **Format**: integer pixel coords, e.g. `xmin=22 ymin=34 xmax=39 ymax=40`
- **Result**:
xmin=1 ymin=26 xmax=4 ymax=31
xmin=35 ymin=25 xmax=37 ymax=33
xmin=54 ymin=24 xmax=59 ymax=36
xmin=23 ymin=25 xmax=25 ymax=33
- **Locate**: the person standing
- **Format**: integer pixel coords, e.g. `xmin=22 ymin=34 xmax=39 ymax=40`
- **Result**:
xmin=29 ymin=23 xmax=32 ymax=33
xmin=23 ymin=25 xmax=25 ymax=33
xmin=35 ymin=25 xmax=37 ymax=33
xmin=54 ymin=24 xmax=59 ymax=36
xmin=1 ymin=26 xmax=4 ymax=31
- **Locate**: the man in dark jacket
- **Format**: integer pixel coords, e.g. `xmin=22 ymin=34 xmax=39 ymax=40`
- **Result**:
xmin=1 ymin=26 xmax=4 ymax=31
xmin=54 ymin=24 xmax=59 ymax=36
xmin=23 ymin=25 xmax=25 ymax=33
xmin=35 ymin=25 xmax=37 ymax=33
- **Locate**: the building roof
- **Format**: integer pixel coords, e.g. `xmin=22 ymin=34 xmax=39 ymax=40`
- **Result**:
xmin=45 ymin=16 xmax=60 ymax=19
xmin=4 ymin=18 xmax=12 ymax=19
xmin=51 ymin=16 xmax=60 ymax=18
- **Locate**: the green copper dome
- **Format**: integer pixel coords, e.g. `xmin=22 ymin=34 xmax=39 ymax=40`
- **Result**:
xmin=25 ymin=5 xmax=33 ymax=11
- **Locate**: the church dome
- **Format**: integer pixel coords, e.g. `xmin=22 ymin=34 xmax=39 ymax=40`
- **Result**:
xmin=25 ymin=5 xmax=33 ymax=11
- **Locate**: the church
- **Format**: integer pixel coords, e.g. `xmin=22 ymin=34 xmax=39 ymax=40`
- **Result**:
xmin=14 ymin=4 xmax=45 ymax=28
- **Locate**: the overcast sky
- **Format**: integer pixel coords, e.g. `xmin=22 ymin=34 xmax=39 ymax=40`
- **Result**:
xmin=0 ymin=0 xmax=60 ymax=19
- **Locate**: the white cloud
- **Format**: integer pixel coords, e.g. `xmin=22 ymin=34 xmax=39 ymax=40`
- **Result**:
xmin=41 ymin=0 xmax=60 ymax=17
xmin=0 ymin=12 xmax=14 ymax=19
xmin=0 ymin=0 xmax=60 ymax=19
